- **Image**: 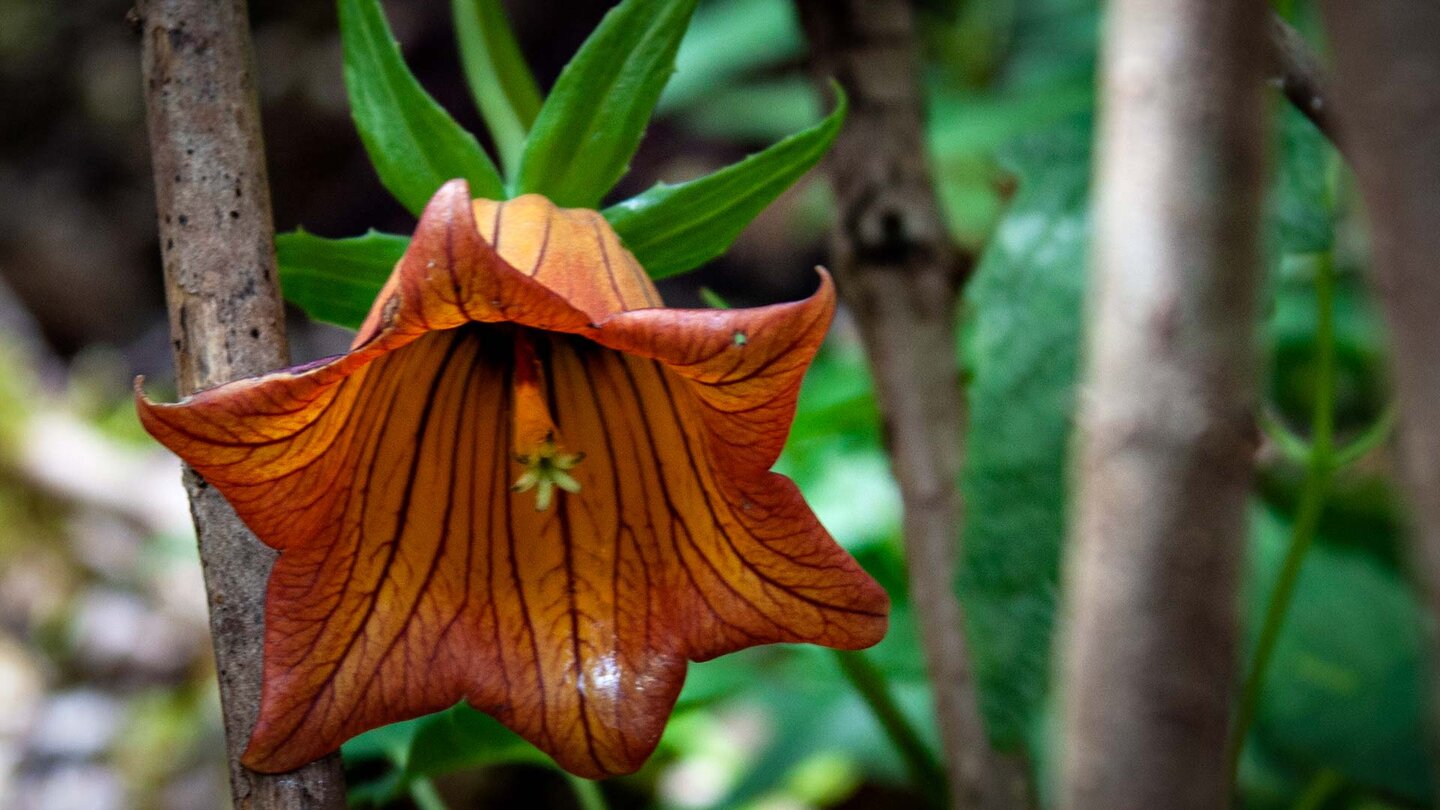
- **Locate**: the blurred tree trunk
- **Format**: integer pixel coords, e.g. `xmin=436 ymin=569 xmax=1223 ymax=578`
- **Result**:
xmin=136 ymin=0 xmax=347 ymax=806
xmin=793 ymin=2 xmax=1029 ymax=808
xmin=1319 ymin=0 xmax=1440 ymax=773
xmin=1058 ymin=1 xmax=1267 ymax=808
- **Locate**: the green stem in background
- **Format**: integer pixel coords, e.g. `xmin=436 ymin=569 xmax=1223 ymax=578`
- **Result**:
xmin=832 ymin=650 xmax=948 ymax=806
xmin=1229 ymin=252 xmax=1338 ymax=787
xmin=562 ymin=771 xmax=610 ymax=810
xmin=1292 ymin=769 xmax=1344 ymax=810
xmin=1333 ymin=405 xmax=1396 ymax=468
xmin=408 ymin=777 xmax=449 ymax=810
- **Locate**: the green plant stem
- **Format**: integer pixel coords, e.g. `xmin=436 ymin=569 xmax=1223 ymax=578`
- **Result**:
xmin=1229 ymin=253 xmax=1338 ymax=787
xmin=1292 ymin=769 xmax=1343 ymax=810
xmin=562 ymin=772 xmax=610 ymax=810
xmin=833 ymin=650 xmax=947 ymax=806
xmin=408 ymin=778 xmax=449 ymax=810
xmin=1333 ymin=405 xmax=1397 ymax=468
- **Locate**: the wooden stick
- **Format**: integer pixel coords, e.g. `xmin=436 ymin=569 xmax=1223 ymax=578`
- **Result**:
xmin=136 ymin=1 xmax=347 ymax=805
xmin=1319 ymin=0 xmax=1440 ymax=779
xmin=793 ymin=2 xmax=1029 ymax=807
xmin=1057 ymin=1 xmax=1267 ymax=807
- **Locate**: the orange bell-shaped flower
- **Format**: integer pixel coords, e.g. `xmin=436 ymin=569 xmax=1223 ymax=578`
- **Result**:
xmin=137 ymin=180 xmax=889 ymax=778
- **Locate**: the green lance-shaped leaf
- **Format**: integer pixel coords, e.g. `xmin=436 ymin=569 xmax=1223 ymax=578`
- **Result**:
xmin=603 ymin=88 xmax=846 ymax=280
xmin=340 ymin=0 xmax=503 ymax=215
xmin=515 ymin=0 xmax=699 ymax=207
xmin=276 ymin=229 xmax=408 ymax=330
xmin=452 ymin=0 xmax=542 ymax=180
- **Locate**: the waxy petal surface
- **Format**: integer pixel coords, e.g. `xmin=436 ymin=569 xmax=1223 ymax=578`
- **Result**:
xmin=137 ymin=181 xmax=888 ymax=778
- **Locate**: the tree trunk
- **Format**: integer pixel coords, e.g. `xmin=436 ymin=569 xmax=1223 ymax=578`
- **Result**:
xmin=1319 ymin=0 xmax=1440 ymax=778
xmin=136 ymin=0 xmax=347 ymax=806
xmin=793 ymin=2 xmax=1029 ymax=808
xmin=1058 ymin=1 xmax=1267 ymax=807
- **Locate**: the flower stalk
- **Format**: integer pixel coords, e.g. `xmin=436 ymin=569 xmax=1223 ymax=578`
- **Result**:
xmin=833 ymin=650 xmax=947 ymax=806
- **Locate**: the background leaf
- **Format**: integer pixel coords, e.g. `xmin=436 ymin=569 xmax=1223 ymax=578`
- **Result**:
xmin=956 ymin=118 xmax=1092 ymax=753
xmin=452 ymin=0 xmax=543 ymax=179
xmin=602 ymin=89 xmax=845 ymax=279
xmin=404 ymin=705 xmax=545 ymax=779
xmin=276 ymin=229 xmax=408 ymax=330
xmin=515 ymin=0 xmax=699 ymax=207
xmin=657 ymin=0 xmax=803 ymax=112
xmin=1243 ymin=508 xmax=1435 ymax=804
xmin=341 ymin=0 xmax=503 ymax=214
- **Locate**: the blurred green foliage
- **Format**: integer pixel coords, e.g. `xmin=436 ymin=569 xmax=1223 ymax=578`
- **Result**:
xmin=273 ymin=0 xmax=1436 ymax=807
xmin=958 ymin=115 xmax=1090 ymax=755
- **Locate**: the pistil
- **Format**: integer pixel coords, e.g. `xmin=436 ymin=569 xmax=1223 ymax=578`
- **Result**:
xmin=510 ymin=333 xmax=583 ymax=511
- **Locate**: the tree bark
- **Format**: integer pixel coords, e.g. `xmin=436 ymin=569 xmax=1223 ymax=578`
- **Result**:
xmin=136 ymin=1 xmax=347 ymax=806
xmin=1319 ymin=0 xmax=1440 ymax=774
xmin=793 ymin=2 xmax=1027 ymax=808
xmin=1058 ymin=1 xmax=1267 ymax=808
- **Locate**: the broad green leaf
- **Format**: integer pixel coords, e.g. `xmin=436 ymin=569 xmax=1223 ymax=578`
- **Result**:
xmin=957 ymin=119 xmax=1092 ymax=752
xmin=515 ymin=0 xmax=699 ymax=207
xmin=276 ymin=229 xmax=408 ymax=330
xmin=452 ymin=0 xmax=542 ymax=179
xmin=1243 ymin=508 xmax=1435 ymax=804
xmin=603 ymin=89 xmax=845 ymax=279
xmin=340 ymin=0 xmax=503 ymax=214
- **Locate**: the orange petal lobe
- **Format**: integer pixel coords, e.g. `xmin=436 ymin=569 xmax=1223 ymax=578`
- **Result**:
xmin=594 ymin=271 xmax=837 ymax=474
xmin=354 ymin=181 xmax=594 ymax=347
xmin=472 ymin=195 xmax=661 ymax=320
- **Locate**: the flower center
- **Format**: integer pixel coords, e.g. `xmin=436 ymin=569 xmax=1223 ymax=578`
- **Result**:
xmin=510 ymin=332 xmax=582 ymax=511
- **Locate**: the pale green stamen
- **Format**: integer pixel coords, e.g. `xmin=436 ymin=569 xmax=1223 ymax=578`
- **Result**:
xmin=512 ymin=439 xmax=584 ymax=512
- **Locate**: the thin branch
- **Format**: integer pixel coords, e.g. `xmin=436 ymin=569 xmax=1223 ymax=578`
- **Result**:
xmin=1229 ymin=254 xmax=1340 ymax=784
xmin=136 ymin=0 xmax=347 ymax=806
xmin=1267 ymin=12 xmax=1341 ymax=148
xmin=1318 ymin=0 xmax=1440 ymax=779
xmin=793 ymin=2 xmax=1028 ymax=808
xmin=1058 ymin=1 xmax=1268 ymax=807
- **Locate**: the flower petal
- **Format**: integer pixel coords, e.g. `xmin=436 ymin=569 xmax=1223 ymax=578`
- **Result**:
xmin=353 ymin=180 xmax=595 ymax=346
xmin=593 ymin=270 xmax=837 ymax=474
xmin=547 ymin=339 xmax=888 ymax=669
xmin=472 ymin=194 xmax=661 ymax=320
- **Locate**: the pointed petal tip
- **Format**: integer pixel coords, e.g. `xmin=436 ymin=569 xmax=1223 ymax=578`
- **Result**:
xmin=810 ymin=266 xmax=836 ymax=308
xmin=132 ymin=376 xmax=162 ymax=434
xmin=239 ymin=737 xmax=316 ymax=776
xmin=431 ymin=177 xmax=474 ymax=204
